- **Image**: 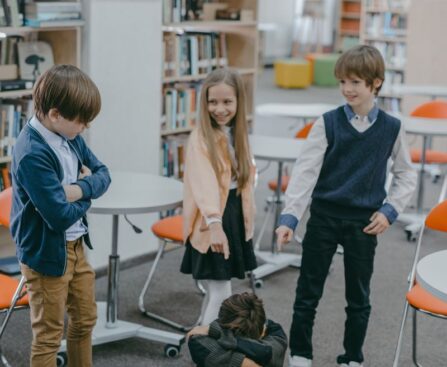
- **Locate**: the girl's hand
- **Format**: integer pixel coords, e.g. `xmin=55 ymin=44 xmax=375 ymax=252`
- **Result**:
xmin=209 ymin=222 xmax=230 ymax=259
xmin=363 ymin=212 xmax=390 ymax=235
xmin=276 ymin=225 xmax=294 ymax=251
xmin=78 ymin=165 xmax=92 ymax=179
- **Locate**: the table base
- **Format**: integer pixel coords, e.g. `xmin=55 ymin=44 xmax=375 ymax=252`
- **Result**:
xmin=252 ymin=251 xmax=301 ymax=281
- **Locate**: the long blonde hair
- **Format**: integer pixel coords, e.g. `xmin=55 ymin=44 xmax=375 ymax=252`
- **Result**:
xmin=198 ymin=68 xmax=251 ymax=191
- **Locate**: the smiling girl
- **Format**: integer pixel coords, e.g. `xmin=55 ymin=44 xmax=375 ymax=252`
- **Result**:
xmin=181 ymin=68 xmax=257 ymax=325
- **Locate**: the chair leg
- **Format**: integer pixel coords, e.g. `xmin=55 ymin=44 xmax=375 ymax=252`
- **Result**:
xmin=412 ymin=309 xmax=423 ymax=367
xmin=138 ymin=241 xmax=203 ymax=332
xmin=438 ymin=174 xmax=447 ymax=203
xmin=392 ymin=301 xmax=411 ymax=367
xmin=254 ymin=197 xmax=275 ymax=251
xmin=0 ymin=276 xmax=26 ymax=367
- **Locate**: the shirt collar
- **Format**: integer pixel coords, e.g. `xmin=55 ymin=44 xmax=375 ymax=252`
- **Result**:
xmin=343 ymin=104 xmax=379 ymax=124
xmin=29 ymin=115 xmax=69 ymax=149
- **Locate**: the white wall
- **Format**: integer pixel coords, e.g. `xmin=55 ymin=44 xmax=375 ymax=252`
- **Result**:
xmin=258 ymin=0 xmax=295 ymax=61
xmin=82 ymin=0 xmax=162 ymax=269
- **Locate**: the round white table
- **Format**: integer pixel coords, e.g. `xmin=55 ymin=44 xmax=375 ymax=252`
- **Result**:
xmin=249 ymin=135 xmax=303 ymax=281
xmin=390 ymin=84 xmax=447 ymax=100
xmin=256 ymin=103 xmax=338 ymax=120
xmin=62 ymin=171 xmax=184 ymax=355
xmin=416 ymin=249 xmax=447 ymax=302
xmin=398 ymin=116 xmax=447 ymax=238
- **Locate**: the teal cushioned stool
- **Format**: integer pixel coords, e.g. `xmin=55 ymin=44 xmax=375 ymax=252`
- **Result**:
xmin=313 ymin=54 xmax=340 ymax=87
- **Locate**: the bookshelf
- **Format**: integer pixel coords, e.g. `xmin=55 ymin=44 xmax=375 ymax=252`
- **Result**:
xmin=360 ymin=0 xmax=409 ymax=112
xmin=336 ymin=0 xmax=362 ymax=52
xmin=161 ymin=0 xmax=259 ymax=179
xmin=0 ymin=23 xmax=82 ymax=166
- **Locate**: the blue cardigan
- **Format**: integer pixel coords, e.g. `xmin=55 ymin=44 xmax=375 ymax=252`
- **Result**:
xmin=10 ymin=123 xmax=111 ymax=276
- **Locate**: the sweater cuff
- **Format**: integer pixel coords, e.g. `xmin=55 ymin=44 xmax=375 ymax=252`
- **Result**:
xmin=278 ymin=214 xmax=299 ymax=231
xmin=76 ymin=179 xmax=92 ymax=200
xmin=378 ymin=203 xmax=398 ymax=224
xmin=229 ymin=352 xmax=246 ymax=367
xmin=208 ymin=321 xmax=221 ymax=339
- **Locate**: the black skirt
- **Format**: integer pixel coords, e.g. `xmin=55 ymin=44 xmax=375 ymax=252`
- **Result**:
xmin=180 ymin=188 xmax=257 ymax=280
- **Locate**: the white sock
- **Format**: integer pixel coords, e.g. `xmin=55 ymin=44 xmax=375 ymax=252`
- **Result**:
xmin=200 ymin=280 xmax=232 ymax=325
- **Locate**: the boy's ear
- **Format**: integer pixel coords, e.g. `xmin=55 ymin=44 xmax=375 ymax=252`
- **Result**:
xmin=373 ymin=78 xmax=382 ymax=90
xmin=48 ymin=108 xmax=60 ymax=122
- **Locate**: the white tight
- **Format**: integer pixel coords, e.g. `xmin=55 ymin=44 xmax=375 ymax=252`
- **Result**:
xmin=200 ymin=280 xmax=232 ymax=325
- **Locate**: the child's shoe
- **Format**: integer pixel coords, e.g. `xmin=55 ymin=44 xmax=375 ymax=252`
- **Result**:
xmin=288 ymin=355 xmax=312 ymax=367
xmin=339 ymin=362 xmax=363 ymax=367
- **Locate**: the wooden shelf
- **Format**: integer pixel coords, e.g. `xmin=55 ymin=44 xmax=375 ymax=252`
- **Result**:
xmin=0 ymin=24 xmax=83 ymax=35
xmin=161 ymin=127 xmax=193 ymax=137
xmin=365 ymin=8 xmax=407 ymax=14
xmin=340 ymin=30 xmax=360 ymax=36
xmin=163 ymin=68 xmax=257 ymax=83
xmin=363 ymin=35 xmax=406 ymax=43
xmin=341 ymin=12 xmax=361 ymax=19
xmin=163 ymin=21 xmax=257 ymax=33
xmin=0 ymin=90 xmax=33 ymax=98
xmin=0 ymin=156 xmax=12 ymax=164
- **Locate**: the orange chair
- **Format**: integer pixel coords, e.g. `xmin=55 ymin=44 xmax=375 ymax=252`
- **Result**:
xmin=393 ymin=199 xmax=447 ymax=367
xmin=409 ymin=101 xmax=447 ymax=202
xmin=0 ymin=187 xmax=28 ymax=365
xmin=138 ymin=215 xmax=203 ymax=331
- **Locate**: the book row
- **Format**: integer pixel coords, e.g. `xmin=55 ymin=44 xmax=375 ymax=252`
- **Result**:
xmin=161 ymin=136 xmax=188 ymax=178
xmin=163 ymin=31 xmax=228 ymax=78
xmin=0 ymin=99 xmax=33 ymax=158
xmin=0 ymin=166 xmax=10 ymax=190
xmin=368 ymin=41 xmax=406 ymax=68
xmin=365 ymin=13 xmax=407 ymax=38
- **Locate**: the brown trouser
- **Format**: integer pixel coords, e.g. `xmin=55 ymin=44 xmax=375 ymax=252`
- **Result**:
xmin=21 ymin=238 xmax=97 ymax=367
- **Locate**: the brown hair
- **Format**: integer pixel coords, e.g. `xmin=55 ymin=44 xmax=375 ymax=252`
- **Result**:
xmin=33 ymin=64 xmax=101 ymax=124
xmin=334 ymin=45 xmax=385 ymax=95
xmin=198 ymin=68 xmax=251 ymax=191
xmin=218 ymin=293 xmax=266 ymax=340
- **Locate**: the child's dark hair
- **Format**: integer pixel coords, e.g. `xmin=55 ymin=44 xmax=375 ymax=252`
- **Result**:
xmin=334 ymin=45 xmax=385 ymax=95
xmin=218 ymin=292 xmax=266 ymax=339
xmin=33 ymin=64 xmax=101 ymax=124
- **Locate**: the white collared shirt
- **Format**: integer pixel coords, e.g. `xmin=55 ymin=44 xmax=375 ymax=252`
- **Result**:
xmin=30 ymin=116 xmax=87 ymax=240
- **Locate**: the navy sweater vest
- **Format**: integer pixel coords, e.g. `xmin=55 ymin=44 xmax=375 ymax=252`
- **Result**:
xmin=311 ymin=106 xmax=400 ymax=220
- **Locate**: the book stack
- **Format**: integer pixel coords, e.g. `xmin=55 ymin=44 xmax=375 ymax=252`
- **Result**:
xmin=24 ymin=1 xmax=83 ymax=28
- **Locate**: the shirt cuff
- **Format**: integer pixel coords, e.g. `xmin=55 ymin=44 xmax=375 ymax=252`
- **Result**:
xmin=205 ymin=216 xmax=222 ymax=226
xmin=378 ymin=203 xmax=398 ymax=224
xmin=278 ymin=214 xmax=299 ymax=231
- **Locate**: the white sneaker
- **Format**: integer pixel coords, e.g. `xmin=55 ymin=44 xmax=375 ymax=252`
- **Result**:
xmin=339 ymin=362 xmax=363 ymax=367
xmin=289 ymin=355 xmax=312 ymax=367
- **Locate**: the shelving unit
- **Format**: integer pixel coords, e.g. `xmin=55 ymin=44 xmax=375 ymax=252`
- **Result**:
xmin=336 ymin=0 xmax=362 ymax=52
xmin=160 ymin=0 xmax=259 ymax=178
xmin=0 ymin=23 xmax=82 ymax=168
xmin=360 ymin=0 xmax=409 ymax=112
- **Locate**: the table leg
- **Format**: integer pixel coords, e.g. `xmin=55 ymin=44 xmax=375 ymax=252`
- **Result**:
xmin=270 ymin=161 xmax=283 ymax=253
xmin=416 ymin=136 xmax=428 ymax=213
xmin=106 ymin=215 xmax=120 ymax=327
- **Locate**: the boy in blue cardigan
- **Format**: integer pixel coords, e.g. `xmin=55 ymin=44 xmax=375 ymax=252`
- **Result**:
xmin=10 ymin=65 xmax=111 ymax=367
xmin=276 ymin=45 xmax=417 ymax=367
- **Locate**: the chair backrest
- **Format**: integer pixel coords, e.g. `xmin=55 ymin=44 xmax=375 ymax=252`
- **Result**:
xmin=410 ymin=100 xmax=447 ymax=119
xmin=295 ymin=122 xmax=314 ymax=139
xmin=0 ymin=187 xmax=12 ymax=228
xmin=425 ymin=199 xmax=447 ymax=232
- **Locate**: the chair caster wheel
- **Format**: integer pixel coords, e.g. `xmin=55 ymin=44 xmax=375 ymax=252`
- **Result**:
xmin=56 ymin=352 xmax=67 ymax=366
xmin=164 ymin=344 xmax=180 ymax=358
xmin=254 ymin=279 xmax=264 ymax=289
xmin=405 ymin=230 xmax=417 ymax=242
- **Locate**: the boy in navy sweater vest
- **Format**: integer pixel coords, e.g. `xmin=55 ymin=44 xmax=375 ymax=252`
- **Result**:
xmin=276 ymin=45 xmax=417 ymax=367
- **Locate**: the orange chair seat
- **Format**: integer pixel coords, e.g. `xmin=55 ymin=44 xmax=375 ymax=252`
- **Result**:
xmin=410 ymin=149 xmax=447 ymax=164
xmin=406 ymin=283 xmax=447 ymax=316
xmin=0 ymin=274 xmax=28 ymax=309
xmin=0 ymin=187 xmax=12 ymax=227
xmin=151 ymin=215 xmax=183 ymax=243
xmin=268 ymin=176 xmax=290 ymax=193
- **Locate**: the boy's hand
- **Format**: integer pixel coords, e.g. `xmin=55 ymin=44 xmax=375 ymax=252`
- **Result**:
xmin=209 ymin=222 xmax=230 ymax=259
xmin=186 ymin=325 xmax=209 ymax=340
xmin=363 ymin=212 xmax=390 ymax=235
xmin=63 ymin=184 xmax=83 ymax=202
xmin=78 ymin=165 xmax=92 ymax=179
xmin=276 ymin=225 xmax=293 ymax=251
xmin=242 ymin=358 xmax=261 ymax=367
